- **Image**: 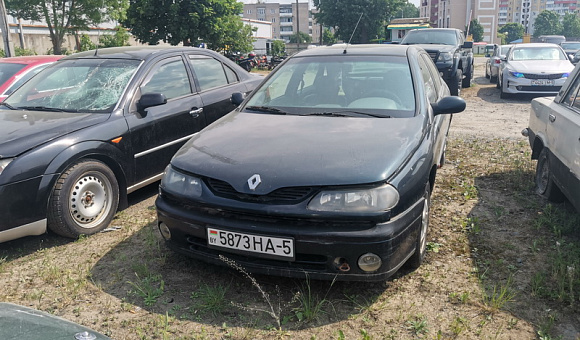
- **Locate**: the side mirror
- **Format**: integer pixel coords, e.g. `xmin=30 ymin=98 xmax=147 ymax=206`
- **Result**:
xmin=137 ymin=93 xmax=167 ymax=116
xmin=432 ymin=95 xmax=466 ymax=115
xmin=485 ymin=53 xmax=491 ymax=57
xmin=501 ymin=56 xmax=508 ymax=62
xmin=231 ymin=92 xmax=245 ymax=106
xmin=462 ymin=41 xmax=473 ymax=48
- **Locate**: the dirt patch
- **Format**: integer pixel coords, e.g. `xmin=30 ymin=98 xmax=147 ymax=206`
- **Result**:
xmin=1 ymin=57 xmax=579 ymax=340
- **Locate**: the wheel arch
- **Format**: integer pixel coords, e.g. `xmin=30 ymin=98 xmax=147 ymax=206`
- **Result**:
xmin=45 ymin=141 xmax=130 ymax=211
xmin=531 ymin=136 xmax=546 ymax=160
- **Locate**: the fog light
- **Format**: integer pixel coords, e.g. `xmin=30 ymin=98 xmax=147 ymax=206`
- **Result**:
xmin=358 ymin=253 xmax=382 ymax=272
xmin=159 ymin=222 xmax=171 ymax=240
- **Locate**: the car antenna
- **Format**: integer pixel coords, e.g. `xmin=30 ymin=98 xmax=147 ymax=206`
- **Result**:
xmin=94 ymin=0 xmax=105 ymax=56
xmin=344 ymin=13 xmax=364 ymax=54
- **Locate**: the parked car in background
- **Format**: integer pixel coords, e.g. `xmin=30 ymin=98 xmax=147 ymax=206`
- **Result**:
xmin=498 ymin=43 xmax=574 ymax=98
xmin=559 ymin=41 xmax=580 ymax=62
xmin=523 ymin=62 xmax=580 ymax=213
xmin=0 ymin=46 xmax=262 ymax=243
xmin=485 ymin=44 xmax=512 ymax=83
xmin=0 ymin=55 xmax=64 ymax=101
xmin=539 ymin=35 xmax=566 ymax=45
xmin=0 ymin=302 xmax=110 ymax=339
xmin=156 ymin=44 xmax=466 ymax=281
xmin=399 ymin=28 xmax=473 ymax=96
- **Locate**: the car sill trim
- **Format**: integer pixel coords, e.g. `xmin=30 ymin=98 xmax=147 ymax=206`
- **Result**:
xmin=134 ymin=133 xmax=198 ymax=159
xmin=127 ymin=173 xmax=164 ymax=194
xmin=0 ymin=219 xmax=47 ymax=243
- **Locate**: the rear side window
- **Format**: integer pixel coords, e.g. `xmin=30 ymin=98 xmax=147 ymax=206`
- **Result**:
xmin=189 ymin=56 xmax=229 ymax=91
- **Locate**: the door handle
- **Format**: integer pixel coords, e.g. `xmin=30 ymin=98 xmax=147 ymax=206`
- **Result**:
xmin=189 ymin=107 xmax=203 ymax=118
xmin=549 ymin=114 xmax=556 ymax=123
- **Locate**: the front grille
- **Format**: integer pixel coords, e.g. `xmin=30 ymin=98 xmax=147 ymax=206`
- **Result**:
xmin=205 ymin=177 xmax=314 ymax=203
xmin=523 ymin=73 xmax=565 ymax=79
xmin=427 ymin=51 xmax=438 ymax=62
xmin=516 ymin=86 xmax=561 ymax=92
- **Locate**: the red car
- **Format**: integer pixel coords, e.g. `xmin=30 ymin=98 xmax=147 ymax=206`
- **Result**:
xmin=0 ymin=55 xmax=64 ymax=100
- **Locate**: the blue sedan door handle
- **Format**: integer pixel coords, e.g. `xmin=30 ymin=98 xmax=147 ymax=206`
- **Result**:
xmin=190 ymin=107 xmax=203 ymax=118
xmin=549 ymin=114 xmax=556 ymax=123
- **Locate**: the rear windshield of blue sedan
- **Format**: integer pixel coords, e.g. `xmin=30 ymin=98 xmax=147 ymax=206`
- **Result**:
xmin=4 ymin=59 xmax=140 ymax=113
xmin=245 ymin=55 xmax=415 ymax=118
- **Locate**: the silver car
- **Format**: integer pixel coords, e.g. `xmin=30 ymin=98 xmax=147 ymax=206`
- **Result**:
xmin=485 ymin=44 xmax=511 ymax=83
xmin=498 ymin=43 xmax=574 ymax=99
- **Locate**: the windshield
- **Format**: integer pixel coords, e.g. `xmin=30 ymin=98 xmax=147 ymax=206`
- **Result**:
xmin=510 ymin=47 xmax=568 ymax=61
xmin=244 ymin=55 xmax=415 ymax=118
xmin=499 ymin=45 xmax=512 ymax=55
xmin=0 ymin=63 xmax=26 ymax=86
xmin=4 ymin=59 xmax=140 ymax=113
xmin=560 ymin=42 xmax=580 ymax=50
xmin=400 ymin=30 xmax=458 ymax=45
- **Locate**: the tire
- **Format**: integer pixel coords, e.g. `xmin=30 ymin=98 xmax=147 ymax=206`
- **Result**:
xmin=48 ymin=160 xmax=120 ymax=238
xmin=490 ymin=74 xmax=497 ymax=84
xmin=406 ymin=183 xmax=431 ymax=269
xmin=485 ymin=64 xmax=490 ymax=79
xmin=450 ymin=69 xmax=462 ymax=96
xmin=535 ymin=148 xmax=564 ymax=202
xmin=462 ymin=64 xmax=472 ymax=88
xmin=496 ymin=73 xmax=501 ymax=89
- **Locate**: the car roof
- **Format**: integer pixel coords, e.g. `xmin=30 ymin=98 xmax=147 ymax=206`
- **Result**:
xmin=291 ymin=44 xmax=414 ymax=57
xmin=0 ymin=55 xmax=64 ymax=64
xmin=513 ymin=43 xmax=561 ymax=48
xmin=62 ymin=46 xmax=214 ymax=61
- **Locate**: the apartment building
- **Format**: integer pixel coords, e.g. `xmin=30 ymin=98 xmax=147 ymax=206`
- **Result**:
xmin=242 ymin=1 xmax=320 ymax=44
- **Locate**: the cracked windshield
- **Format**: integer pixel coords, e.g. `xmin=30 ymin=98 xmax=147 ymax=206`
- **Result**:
xmin=3 ymin=59 xmax=139 ymax=112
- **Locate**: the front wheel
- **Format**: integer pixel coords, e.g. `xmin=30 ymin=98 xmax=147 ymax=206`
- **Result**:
xmin=535 ymin=148 xmax=564 ymax=202
xmin=48 ymin=160 xmax=120 ymax=238
xmin=450 ymin=69 xmax=462 ymax=96
xmin=406 ymin=183 xmax=431 ymax=269
xmin=462 ymin=65 xmax=472 ymax=88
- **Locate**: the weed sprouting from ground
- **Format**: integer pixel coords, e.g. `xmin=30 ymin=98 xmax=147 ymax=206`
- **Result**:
xmin=127 ymin=273 xmax=165 ymax=306
xmin=291 ymin=274 xmax=336 ymax=323
xmin=191 ymin=283 xmax=229 ymax=316
xmin=219 ymin=255 xmax=281 ymax=328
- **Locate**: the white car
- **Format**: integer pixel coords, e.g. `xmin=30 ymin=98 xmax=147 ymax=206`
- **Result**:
xmin=498 ymin=43 xmax=574 ymax=99
xmin=485 ymin=44 xmax=511 ymax=83
xmin=522 ymin=62 xmax=580 ymax=212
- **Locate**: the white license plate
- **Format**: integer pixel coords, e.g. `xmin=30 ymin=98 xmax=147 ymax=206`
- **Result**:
xmin=207 ymin=227 xmax=294 ymax=260
xmin=531 ymin=79 xmax=555 ymax=86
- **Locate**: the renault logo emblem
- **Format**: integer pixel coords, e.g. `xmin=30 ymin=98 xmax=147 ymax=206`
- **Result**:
xmin=248 ymin=174 xmax=261 ymax=191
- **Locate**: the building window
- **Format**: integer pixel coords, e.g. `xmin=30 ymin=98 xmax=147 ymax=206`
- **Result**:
xmin=272 ymin=18 xmax=276 ymax=23
xmin=258 ymin=8 xmax=265 ymax=15
xmin=246 ymin=9 xmax=252 ymax=14
xmin=271 ymin=8 xmax=276 ymax=14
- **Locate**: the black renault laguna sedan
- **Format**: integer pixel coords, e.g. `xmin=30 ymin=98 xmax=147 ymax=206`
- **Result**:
xmin=156 ymin=44 xmax=466 ymax=281
xmin=0 ymin=46 xmax=262 ymax=243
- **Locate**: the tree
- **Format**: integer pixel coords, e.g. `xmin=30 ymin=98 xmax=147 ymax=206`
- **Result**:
xmin=313 ymin=0 xmax=406 ymax=44
xmin=6 ymin=0 xmax=128 ymax=55
xmin=533 ymin=10 xmax=563 ymax=38
xmin=123 ymin=0 xmax=254 ymax=53
xmin=401 ymin=2 xmax=419 ymax=18
xmin=322 ymin=28 xmax=337 ymax=45
xmin=498 ymin=23 xmax=524 ymax=43
xmin=270 ymin=40 xmax=286 ymax=57
xmin=467 ymin=19 xmax=484 ymax=42
xmin=289 ymin=31 xmax=312 ymax=44
xmin=562 ymin=12 xmax=580 ymax=39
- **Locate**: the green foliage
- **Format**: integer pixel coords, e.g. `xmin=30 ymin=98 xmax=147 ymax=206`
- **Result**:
xmin=468 ymin=19 xmax=484 ymax=42
xmin=498 ymin=23 xmax=524 ymax=44
xmin=6 ymin=0 xmax=129 ymax=55
xmin=313 ymin=0 xmax=407 ymax=43
xmin=79 ymin=34 xmax=96 ymax=52
xmin=401 ymin=2 xmax=419 ymax=18
xmin=289 ymin=31 xmax=312 ymax=44
xmin=533 ymin=10 xmax=563 ymax=38
xmin=270 ymin=40 xmax=286 ymax=57
xmin=124 ymin=0 xmax=254 ymax=53
xmin=322 ymin=29 xmax=337 ymax=45
xmin=0 ymin=47 xmax=39 ymax=57
xmin=98 ymin=26 xmax=131 ymax=48
xmin=562 ymin=13 xmax=580 ymax=38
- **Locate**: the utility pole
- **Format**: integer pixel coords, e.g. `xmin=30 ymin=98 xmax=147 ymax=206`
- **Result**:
xmin=0 ymin=0 xmax=14 ymax=57
xmin=295 ymin=0 xmax=300 ymax=51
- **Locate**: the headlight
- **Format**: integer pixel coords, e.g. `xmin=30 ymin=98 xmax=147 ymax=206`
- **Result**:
xmin=307 ymin=184 xmax=399 ymax=213
xmin=437 ymin=52 xmax=453 ymax=62
xmin=509 ymin=71 xmax=524 ymax=78
xmin=160 ymin=166 xmax=202 ymax=198
xmin=0 ymin=158 xmax=13 ymax=175
xmin=562 ymin=73 xmax=570 ymax=78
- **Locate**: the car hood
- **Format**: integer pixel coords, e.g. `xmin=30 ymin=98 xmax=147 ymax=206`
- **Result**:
xmin=0 ymin=110 xmax=110 ymax=158
xmin=171 ymin=111 xmax=426 ymax=194
xmin=404 ymin=44 xmax=456 ymax=54
xmin=507 ymin=60 xmax=574 ymax=73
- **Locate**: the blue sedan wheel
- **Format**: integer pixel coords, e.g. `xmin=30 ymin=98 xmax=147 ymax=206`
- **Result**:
xmin=48 ymin=160 xmax=119 ymax=238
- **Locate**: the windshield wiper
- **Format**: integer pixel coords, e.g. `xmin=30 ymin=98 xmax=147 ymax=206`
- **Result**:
xmin=245 ymin=106 xmax=288 ymax=115
xmin=301 ymin=111 xmax=391 ymax=118
xmin=0 ymin=102 xmax=16 ymax=110
xmin=17 ymin=106 xmax=79 ymax=113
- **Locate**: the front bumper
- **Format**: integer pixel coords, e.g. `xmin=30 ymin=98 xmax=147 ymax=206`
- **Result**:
xmin=156 ymin=194 xmax=424 ymax=281
xmin=502 ymin=75 xmax=567 ymax=95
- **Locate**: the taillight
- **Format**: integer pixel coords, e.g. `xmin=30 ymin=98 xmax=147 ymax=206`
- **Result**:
xmin=494 ymin=59 xmax=501 ymax=64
